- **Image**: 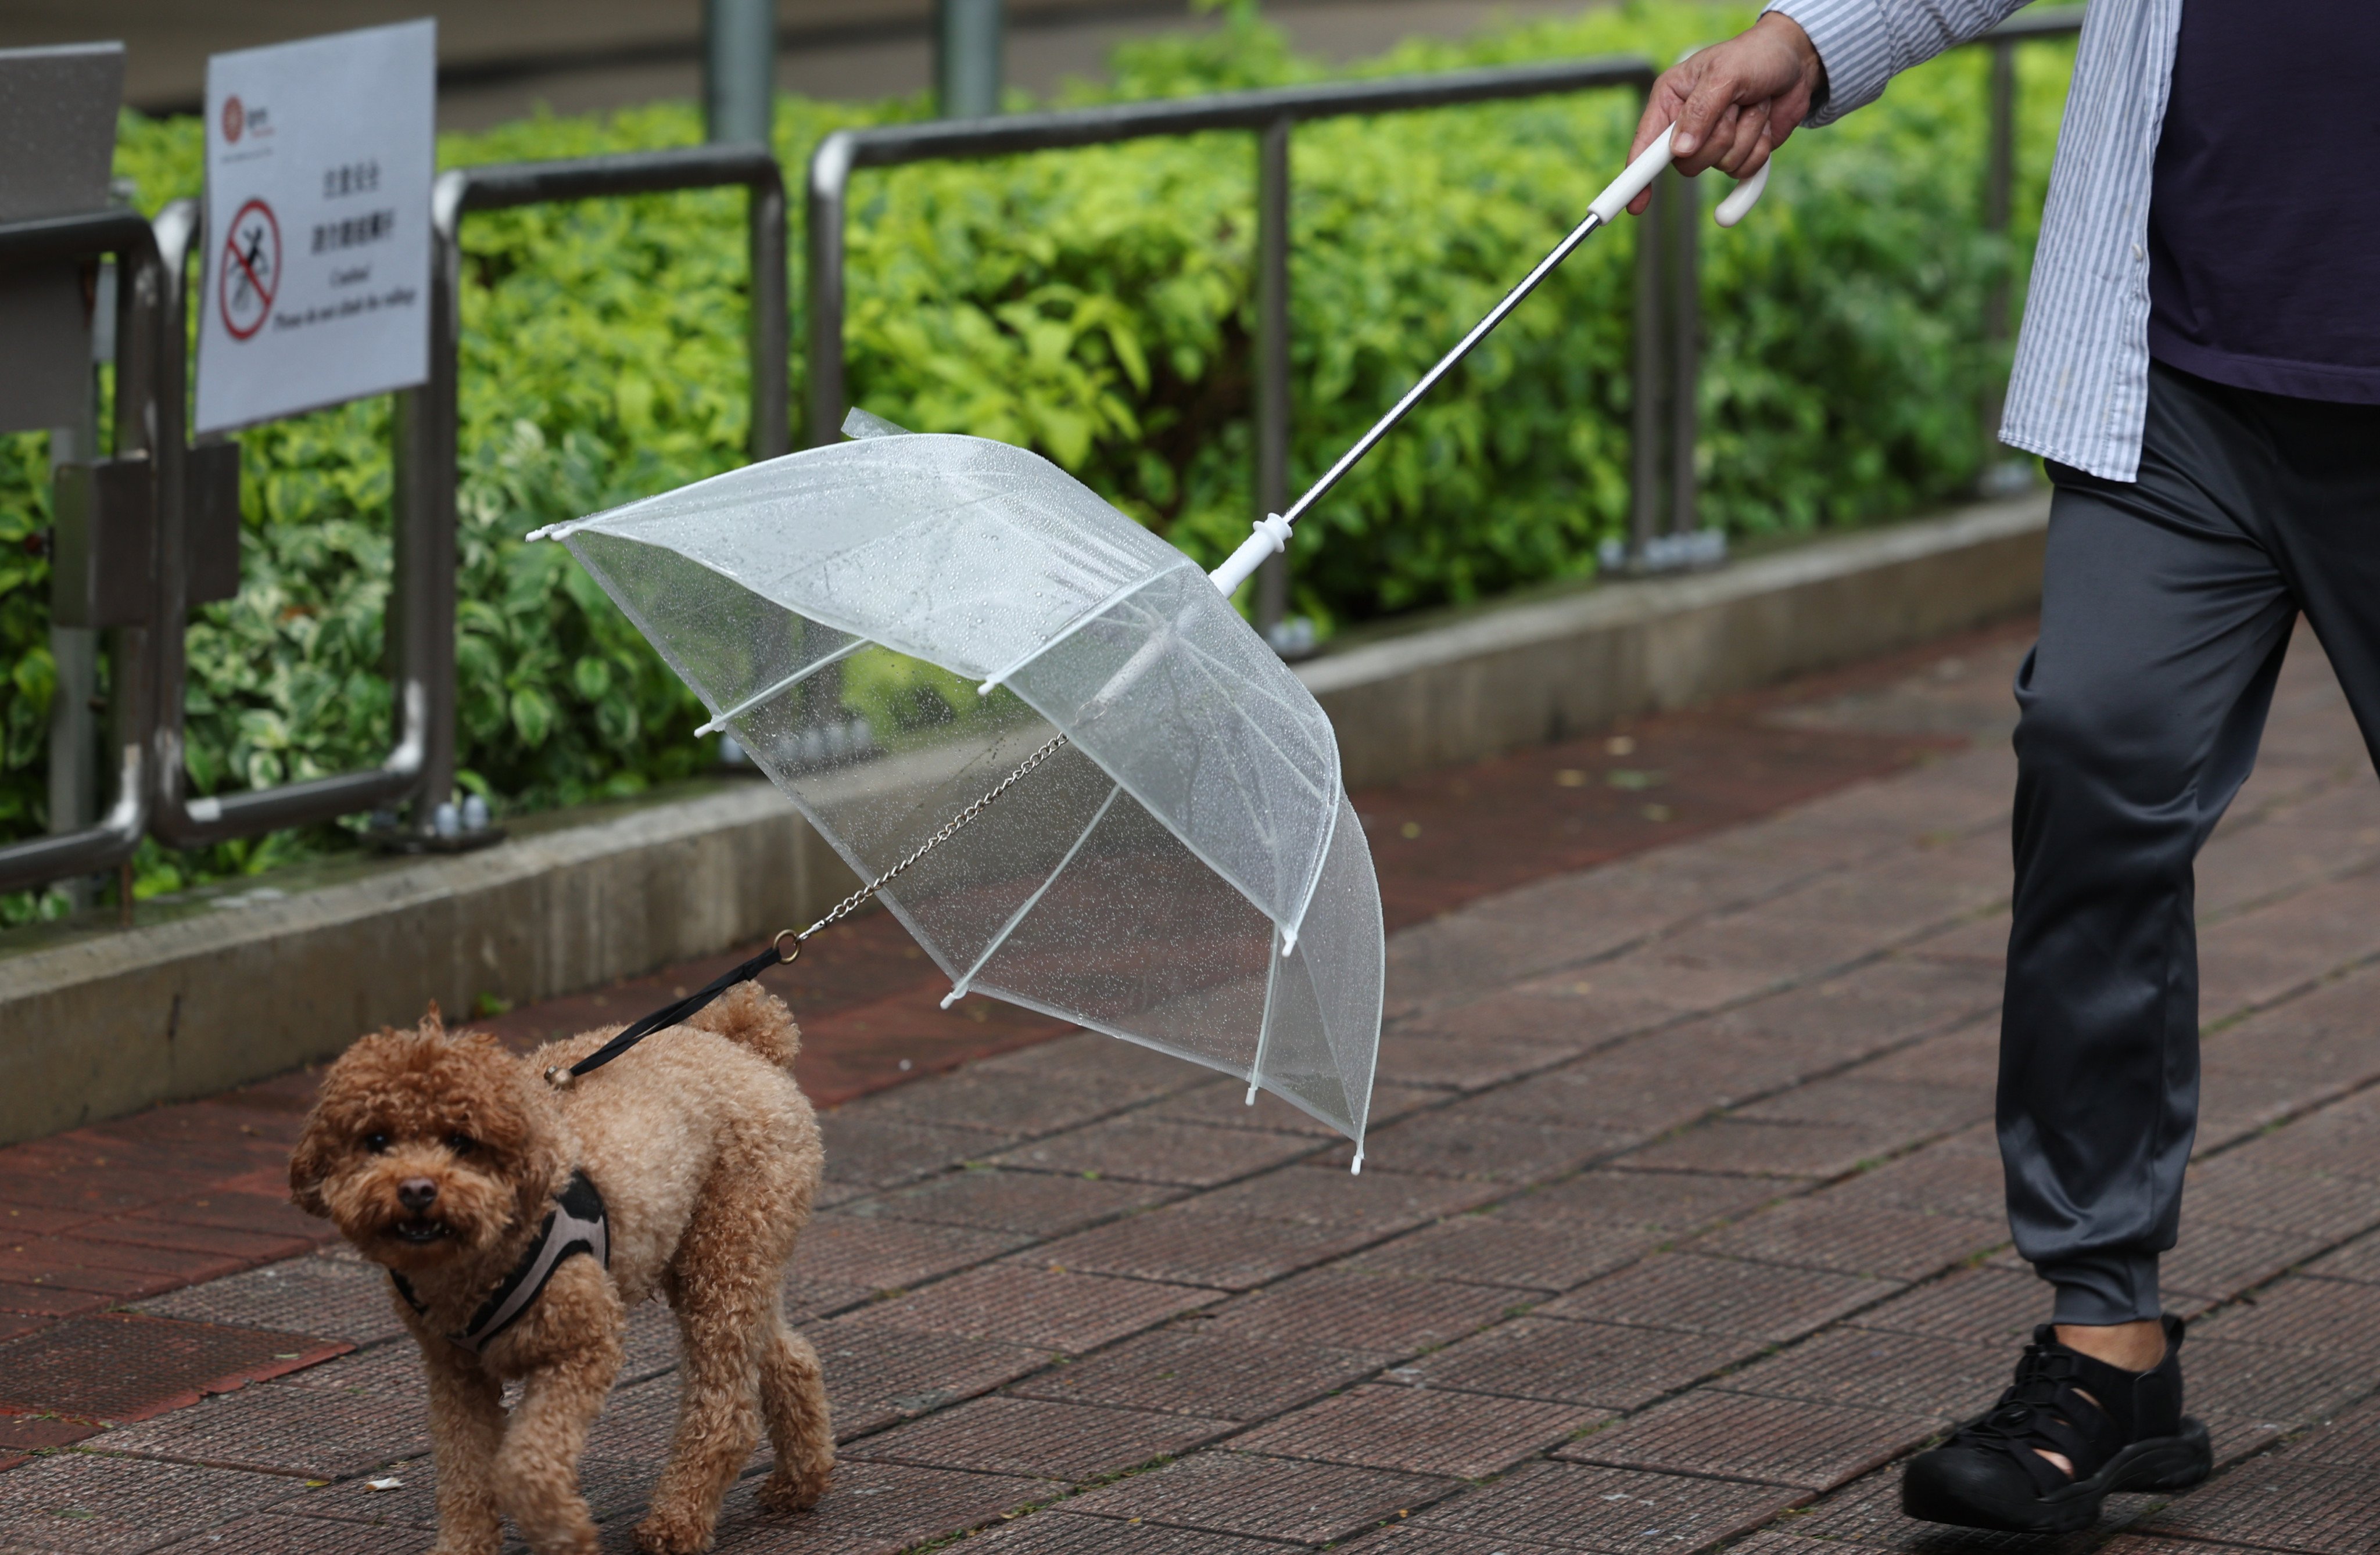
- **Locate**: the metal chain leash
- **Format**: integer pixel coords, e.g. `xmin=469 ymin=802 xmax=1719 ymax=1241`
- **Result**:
xmin=555 ymin=728 xmax=1075 ymax=1086
xmin=772 ymin=728 xmax=1073 ymax=961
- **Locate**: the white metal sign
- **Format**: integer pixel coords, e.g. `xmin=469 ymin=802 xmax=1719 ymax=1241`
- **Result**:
xmin=195 ymin=20 xmax=435 ymax=434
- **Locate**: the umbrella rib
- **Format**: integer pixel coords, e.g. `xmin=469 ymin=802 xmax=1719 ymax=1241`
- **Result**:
xmin=975 ymin=561 xmax=1194 ymax=696
xmin=1171 ymin=624 xmax=1321 ymax=730
xmin=1246 ymin=918 xmax=1286 ymax=1105
xmin=1279 ymin=787 xmax=1346 ymax=959
xmin=769 ymin=489 xmax=1163 ymax=674
xmin=1167 ymin=633 xmax=1334 ymax=807
xmin=1171 ymin=642 xmax=1342 ymax=942
xmin=693 ymin=637 xmax=869 ymax=735
xmin=965 ymin=976 xmax=1366 ymax=1155
xmin=938 ymin=779 xmax=1124 ymax=1010
xmin=1045 ymin=637 xmax=1327 ymax=936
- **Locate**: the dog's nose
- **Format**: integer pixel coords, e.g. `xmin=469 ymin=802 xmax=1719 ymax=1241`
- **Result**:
xmin=397 ymin=1177 xmax=439 ymax=1212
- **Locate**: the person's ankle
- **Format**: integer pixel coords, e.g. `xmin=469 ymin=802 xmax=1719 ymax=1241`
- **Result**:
xmin=2054 ymin=1319 xmax=2166 ymax=1373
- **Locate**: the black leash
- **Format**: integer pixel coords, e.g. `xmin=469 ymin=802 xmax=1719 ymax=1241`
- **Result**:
xmin=543 ymin=730 xmax=1071 ymax=1089
xmin=557 ymin=940 xmax=791 ymax=1083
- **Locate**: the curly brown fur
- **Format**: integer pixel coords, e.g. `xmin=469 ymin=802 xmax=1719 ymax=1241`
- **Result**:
xmin=291 ymin=986 xmax=832 ymax=1554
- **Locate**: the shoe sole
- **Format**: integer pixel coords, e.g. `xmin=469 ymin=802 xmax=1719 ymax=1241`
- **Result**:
xmin=1902 ymin=1417 xmax=2214 ymax=1534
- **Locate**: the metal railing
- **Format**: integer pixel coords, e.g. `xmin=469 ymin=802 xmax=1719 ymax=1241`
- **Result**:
xmin=0 ymin=208 xmax=166 ymax=896
xmin=804 ymin=58 xmax=1693 ymax=645
xmin=388 ymin=143 xmax=790 ymax=844
xmin=146 ymin=145 xmax=790 ymax=857
xmin=437 ymin=145 xmax=790 ymax=465
xmin=6 ymin=145 xmax=790 ymax=896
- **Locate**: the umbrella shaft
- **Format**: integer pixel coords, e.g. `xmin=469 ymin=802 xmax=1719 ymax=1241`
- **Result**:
xmin=1278 ymin=209 xmax=1607 ymax=531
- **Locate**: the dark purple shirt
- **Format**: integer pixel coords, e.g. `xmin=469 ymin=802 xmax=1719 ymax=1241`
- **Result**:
xmin=2146 ymin=0 xmax=2380 ymax=403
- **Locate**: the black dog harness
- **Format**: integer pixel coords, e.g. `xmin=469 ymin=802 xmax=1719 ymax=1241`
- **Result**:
xmin=391 ymin=1170 xmax=610 ymax=1355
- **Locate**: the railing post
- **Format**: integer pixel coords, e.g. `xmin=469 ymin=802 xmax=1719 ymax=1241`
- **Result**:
xmin=747 ymin=167 xmax=791 ymax=461
xmin=1628 ymin=166 xmax=1668 ymax=563
xmin=404 ymin=180 xmax=464 ymax=835
xmin=389 ymin=393 xmax=432 ymax=830
xmin=1981 ymin=35 xmax=2017 ymax=458
xmin=1667 ymin=166 xmax=1700 ymax=541
xmin=46 ymin=368 xmax=102 ymax=907
xmin=101 ymin=221 xmax=161 ymax=920
xmin=936 ymin=0 xmax=1005 ymax=119
xmin=1253 ymin=114 xmax=1292 ymax=645
xmin=148 ymin=200 xmax=199 ymax=849
xmin=0 ymin=210 xmax=163 ymax=898
xmin=45 ymin=604 xmax=97 ymax=906
xmin=805 ymin=135 xmax=852 ymax=449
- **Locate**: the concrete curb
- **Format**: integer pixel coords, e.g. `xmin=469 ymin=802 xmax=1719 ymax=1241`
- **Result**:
xmin=0 ymin=494 xmax=2046 ymax=1145
xmin=0 ymin=786 xmax=857 ymax=1144
xmin=1307 ymin=493 xmax=2049 ymax=787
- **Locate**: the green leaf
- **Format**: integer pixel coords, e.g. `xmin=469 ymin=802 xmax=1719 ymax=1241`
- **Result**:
xmin=510 ymin=685 xmax=559 ymax=749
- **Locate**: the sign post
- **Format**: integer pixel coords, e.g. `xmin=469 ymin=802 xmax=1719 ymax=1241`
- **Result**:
xmin=195 ymin=20 xmax=435 ymax=434
xmin=935 ymin=0 xmax=1004 ymax=119
xmin=703 ymin=0 xmax=776 ymax=146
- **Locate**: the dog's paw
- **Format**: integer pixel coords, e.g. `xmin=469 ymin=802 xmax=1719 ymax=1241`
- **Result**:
xmin=632 ymin=1508 xmax=718 ymax=1555
xmin=755 ymin=1459 xmax=832 ymax=1513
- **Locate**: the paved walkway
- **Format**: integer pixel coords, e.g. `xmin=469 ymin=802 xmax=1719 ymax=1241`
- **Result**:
xmin=6 ymin=616 xmax=2380 ymax=1554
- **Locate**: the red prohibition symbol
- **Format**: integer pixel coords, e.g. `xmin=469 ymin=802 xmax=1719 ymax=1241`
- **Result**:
xmin=219 ymin=197 xmax=281 ymax=341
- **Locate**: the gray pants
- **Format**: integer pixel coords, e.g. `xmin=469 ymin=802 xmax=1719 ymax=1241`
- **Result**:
xmin=2004 ymin=361 xmax=2380 ymax=1326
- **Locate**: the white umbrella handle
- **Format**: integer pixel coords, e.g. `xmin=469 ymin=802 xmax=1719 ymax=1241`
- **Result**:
xmin=1587 ymin=124 xmax=1774 ymax=227
xmin=1209 ymin=123 xmax=1770 ymax=598
xmin=1210 ymin=514 xmax=1294 ymax=597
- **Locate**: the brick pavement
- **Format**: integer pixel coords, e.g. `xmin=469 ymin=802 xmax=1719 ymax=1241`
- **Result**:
xmin=6 ymin=616 xmax=2380 ymax=1553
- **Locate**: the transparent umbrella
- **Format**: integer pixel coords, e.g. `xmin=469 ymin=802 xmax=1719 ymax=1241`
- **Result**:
xmin=529 ymin=126 xmax=1762 ymax=1162
xmin=536 ymin=415 xmax=1386 ymax=1152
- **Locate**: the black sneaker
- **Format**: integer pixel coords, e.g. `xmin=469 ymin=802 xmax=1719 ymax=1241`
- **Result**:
xmin=1901 ymin=1314 xmax=2213 ymax=1533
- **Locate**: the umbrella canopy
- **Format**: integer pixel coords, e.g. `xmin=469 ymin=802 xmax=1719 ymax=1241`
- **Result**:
xmin=535 ymin=420 xmax=1385 ymax=1152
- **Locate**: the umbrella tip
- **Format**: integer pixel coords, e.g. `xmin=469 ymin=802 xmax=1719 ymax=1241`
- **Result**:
xmin=977 ymin=678 xmax=999 ymax=697
xmin=1280 ymin=929 xmax=1298 ymax=957
xmin=1349 ymin=1150 xmax=1364 ymax=1176
xmin=939 ymin=988 xmax=963 ymax=1010
xmin=843 ymin=407 xmax=914 ymax=440
xmin=1244 ymin=1082 xmax=1259 ymax=1106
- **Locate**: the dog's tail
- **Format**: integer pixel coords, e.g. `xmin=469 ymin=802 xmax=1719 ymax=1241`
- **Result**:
xmin=685 ymin=979 xmax=802 ymax=1069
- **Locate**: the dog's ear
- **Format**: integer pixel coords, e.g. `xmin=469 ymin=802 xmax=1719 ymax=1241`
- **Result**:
xmin=481 ymin=1065 xmax=567 ymax=1229
xmin=288 ymin=1110 xmax=336 ymax=1218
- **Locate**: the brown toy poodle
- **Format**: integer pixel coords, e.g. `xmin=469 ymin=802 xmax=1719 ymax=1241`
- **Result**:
xmin=289 ymin=983 xmax=833 ymax=1555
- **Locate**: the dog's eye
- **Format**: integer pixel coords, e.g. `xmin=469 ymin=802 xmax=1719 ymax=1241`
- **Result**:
xmin=446 ymin=1134 xmax=476 ymax=1155
xmin=363 ymin=1132 xmax=390 ymax=1153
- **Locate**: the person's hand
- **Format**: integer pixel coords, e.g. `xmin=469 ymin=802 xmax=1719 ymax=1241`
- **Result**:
xmin=1625 ymin=12 xmax=1826 ymax=214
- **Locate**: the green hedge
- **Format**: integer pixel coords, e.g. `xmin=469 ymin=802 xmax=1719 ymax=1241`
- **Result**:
xmin=0 ymin=2 xmax=2071 ymax=918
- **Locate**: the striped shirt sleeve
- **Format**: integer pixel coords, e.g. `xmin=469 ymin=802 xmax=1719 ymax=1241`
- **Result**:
xmin=1763 ymin=0 xmax=2038 ymax=124
xmin=1748 ymin=0 xmax=2180 ymax=482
